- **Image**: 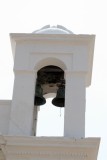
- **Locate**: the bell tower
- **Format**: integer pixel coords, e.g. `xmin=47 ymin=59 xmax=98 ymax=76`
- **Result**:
xmin=5 ymin=25 xmax=100 ymax=160
xmin=9 ymin=25 xmax=92 ymax=138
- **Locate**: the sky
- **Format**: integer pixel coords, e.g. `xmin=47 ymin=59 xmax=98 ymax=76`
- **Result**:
xmin=0 ymin=0 xmax=107 ymax=159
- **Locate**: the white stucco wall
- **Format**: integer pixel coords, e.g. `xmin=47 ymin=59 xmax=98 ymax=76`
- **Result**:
xmin=0 ymin=100 xmax=11 ymax=134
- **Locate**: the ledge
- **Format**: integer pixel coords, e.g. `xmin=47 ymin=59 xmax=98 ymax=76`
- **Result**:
xmin=0 ymin=100 xmax=11 ymax=105
xmin=0 ymin=136 xmax=100 ymax=160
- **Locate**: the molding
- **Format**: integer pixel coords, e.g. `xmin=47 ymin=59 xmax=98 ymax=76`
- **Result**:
xmin=0 ymin=100 xmax=11 ymax=105
xmin=13 ymin=69 xmax=36 ymax=74
xmin=10 ymin=33 xmax=95 ymax=42
xmin=0 ymin=136 xmax=100 ymax=160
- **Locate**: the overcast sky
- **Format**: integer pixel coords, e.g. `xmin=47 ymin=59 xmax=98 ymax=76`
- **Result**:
xmin=0 ymin=0 xmax=107 ymax=159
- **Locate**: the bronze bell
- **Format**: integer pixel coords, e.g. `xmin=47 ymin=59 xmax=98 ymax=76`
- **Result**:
xmin=34 ymin=85 xmax=46 ymax=106
xmin=52 ymin=85 xmax=65 ymax=107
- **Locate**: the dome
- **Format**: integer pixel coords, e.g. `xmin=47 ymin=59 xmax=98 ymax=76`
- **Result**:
xmin=33 ymin=25 xmax=73 ymax=34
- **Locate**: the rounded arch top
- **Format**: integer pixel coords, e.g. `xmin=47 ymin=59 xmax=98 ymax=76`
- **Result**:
xmin=34 ymin=57 xmax=67 ymax=72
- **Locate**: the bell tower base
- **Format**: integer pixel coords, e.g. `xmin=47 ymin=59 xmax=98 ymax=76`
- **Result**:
xmin=0 ymin=136 xmax=100 ymax=160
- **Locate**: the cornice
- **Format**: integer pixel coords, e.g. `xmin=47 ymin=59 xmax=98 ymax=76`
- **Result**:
xmin=0 ymin=136 xmax=100 ymax=160
xmin=10 ymin=33 xmax=95 ymax=44
xmin=0 ymin=100 xmax=11 ymax=105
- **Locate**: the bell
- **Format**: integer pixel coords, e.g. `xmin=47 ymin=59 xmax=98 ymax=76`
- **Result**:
xmin=52 ymin=85 xmax=65 ymax=107
xmin=34 ymin=85 xmax=46 ymax=106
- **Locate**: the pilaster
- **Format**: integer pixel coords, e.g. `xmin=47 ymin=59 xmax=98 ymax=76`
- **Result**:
xmin=9 ymin=70 xmax=36 ymax=136
xmin=64 ymin=71 xmax=86 ymax=138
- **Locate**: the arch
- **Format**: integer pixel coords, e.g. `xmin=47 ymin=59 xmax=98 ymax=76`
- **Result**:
xmin=33 ymin=59 xmax=66 ymax=136
xmin=34 ymin=57 xmax=67 ymax=72
xmin=35 ymin=65 xmax=65 ymax=96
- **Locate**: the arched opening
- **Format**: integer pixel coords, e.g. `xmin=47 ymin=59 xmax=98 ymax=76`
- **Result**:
xmin=33 ymin=65 xmax=65 ymax=136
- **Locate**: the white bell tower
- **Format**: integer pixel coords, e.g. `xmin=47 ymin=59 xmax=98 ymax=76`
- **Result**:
xmin=9 ymin=25 xmax=93 ymax=138
xmin=0 ymin=25 xmax=100 ymax=160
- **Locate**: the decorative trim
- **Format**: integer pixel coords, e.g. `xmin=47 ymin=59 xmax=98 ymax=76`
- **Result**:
xmin=0 ymin=136 xmax=100 ymax=160
xmin=10 ymin=33 xmax=95 ymax=43
xmin=0 ymin=100 xmax=11 ymax=105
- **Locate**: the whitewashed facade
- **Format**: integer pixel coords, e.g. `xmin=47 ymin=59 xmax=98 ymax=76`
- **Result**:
xmin=0 ymin=25 xmax=100 ymax=160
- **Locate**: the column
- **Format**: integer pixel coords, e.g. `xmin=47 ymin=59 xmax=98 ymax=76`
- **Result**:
xmin=9 ymin=70 xmax=37 ymax=136
xmin=64 ymin=70 xmax=86 ymax=138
